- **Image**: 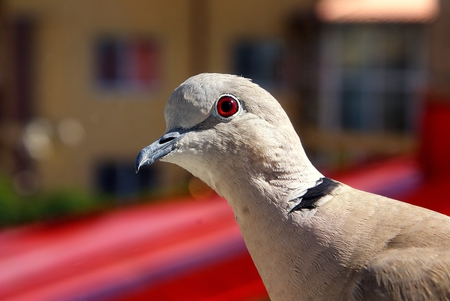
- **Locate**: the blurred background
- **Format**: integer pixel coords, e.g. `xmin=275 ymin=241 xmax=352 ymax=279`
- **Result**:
xmin=1 ymin=0 xmax=450 ymax=300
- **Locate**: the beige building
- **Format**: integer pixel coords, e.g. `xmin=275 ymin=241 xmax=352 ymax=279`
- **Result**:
xmin=0 ymin=0 xmax=449 ymax=198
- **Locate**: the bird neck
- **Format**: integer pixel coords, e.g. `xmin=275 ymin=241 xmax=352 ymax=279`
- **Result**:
xmin=214 ymin=145 xmax=323 ymax=218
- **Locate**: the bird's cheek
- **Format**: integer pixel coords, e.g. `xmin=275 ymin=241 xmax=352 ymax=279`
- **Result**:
xmin=160 ymin=145 xmax=204 ymax=169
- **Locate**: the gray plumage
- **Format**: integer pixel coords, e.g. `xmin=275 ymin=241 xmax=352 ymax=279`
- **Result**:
xmin=136 ymin=73 xmax=450 ymax=301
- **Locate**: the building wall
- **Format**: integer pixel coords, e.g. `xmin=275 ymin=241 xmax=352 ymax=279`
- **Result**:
xmin=3 ymin=0 xmax=449 ymax=195
xmin=2 ymin=0 xmax=313 ymax=194
xmin=429 ymin=0 xmax=450 ymax=96
xmin=4 ymin=0 xmax=191 ymax=192
xmin=208 ymin=0 xmax=314 ymax=72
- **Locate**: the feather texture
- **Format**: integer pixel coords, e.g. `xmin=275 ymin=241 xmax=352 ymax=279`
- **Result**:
xmin=136 ymin=73 xmax=450 ymax=301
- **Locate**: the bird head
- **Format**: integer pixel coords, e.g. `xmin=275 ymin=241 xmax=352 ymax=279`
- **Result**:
xmin=136 ymin=73 xmax=321 ymax=203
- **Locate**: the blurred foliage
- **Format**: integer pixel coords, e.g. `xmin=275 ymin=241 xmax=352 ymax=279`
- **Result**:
xmin=0 ymin=173 xmax=201 ymax=229
xmin=0 ymin=175 xmax=113 ymax=228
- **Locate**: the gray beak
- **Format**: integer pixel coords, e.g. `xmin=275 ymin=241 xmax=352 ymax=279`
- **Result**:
xmin=135 ymin=131 xmax=184 ymax=173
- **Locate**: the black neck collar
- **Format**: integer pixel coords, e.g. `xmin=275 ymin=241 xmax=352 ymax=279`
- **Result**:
xmin=289 ymin=177 xmax=339 ymax=213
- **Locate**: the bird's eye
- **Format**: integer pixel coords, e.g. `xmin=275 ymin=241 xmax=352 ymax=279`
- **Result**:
xmin=216 ymin=95 xmax=239 ymax=118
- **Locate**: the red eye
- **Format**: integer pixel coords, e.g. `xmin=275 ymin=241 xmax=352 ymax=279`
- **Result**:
xmin=217 ymin=96 xmax=239 ymax=118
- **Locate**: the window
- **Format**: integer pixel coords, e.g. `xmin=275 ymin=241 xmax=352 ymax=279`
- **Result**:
xmin=95 ymin=36 xmax=161 ymax=90
xmin=233 ymin=40 xmax=286 ymax=89
xmin=319 ymin=24 xmax=427 ymax=133
xmin=96 ymin=162 xmax=157 ymax=199
xmin=5 ymin=17 xmax=36 ymax=122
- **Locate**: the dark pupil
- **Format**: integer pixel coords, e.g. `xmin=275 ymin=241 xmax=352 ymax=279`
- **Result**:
xmin=221 ymin=100 xmax=233 ymax=112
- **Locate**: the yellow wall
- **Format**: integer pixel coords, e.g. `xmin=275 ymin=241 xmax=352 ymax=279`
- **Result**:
xmin=5 ymin=0 xmax=190 ymax=191
xmin=209 ymin=0 xmax=314 ymax=72
xmin=4 ymin=0 xmax=312 ymax=192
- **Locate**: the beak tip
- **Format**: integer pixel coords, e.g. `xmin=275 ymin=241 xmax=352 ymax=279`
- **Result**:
xmin=135 ymin=155 xmax=146 ymax=174
xmin=135 ymin=158 xmax=146 ymax=174
xmin=135 ymin=131 xmax=183 ymax=175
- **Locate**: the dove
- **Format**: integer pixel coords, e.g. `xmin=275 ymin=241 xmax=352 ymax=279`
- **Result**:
xmin=136 ymin=73 xmax=450 ymax=301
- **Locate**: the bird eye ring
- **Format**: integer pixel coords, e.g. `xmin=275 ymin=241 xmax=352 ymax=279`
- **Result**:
xmin=215 ymin=95 xmax=240 ymax=119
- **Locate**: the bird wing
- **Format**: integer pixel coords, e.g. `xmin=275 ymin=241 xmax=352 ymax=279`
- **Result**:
xmin=351 ymin=247 xmax=450 ymax=301
xmin=316 ymin=183 xmax=450 ymax=301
